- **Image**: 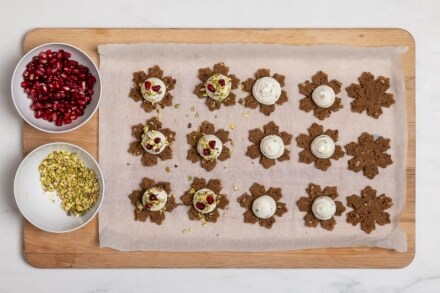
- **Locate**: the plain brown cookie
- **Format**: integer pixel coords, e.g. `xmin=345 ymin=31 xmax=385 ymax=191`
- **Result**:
xmin=346 ymin=72 xmax=395 ymax=119
xmin=346 ymin=186 xmax=392 ymax=234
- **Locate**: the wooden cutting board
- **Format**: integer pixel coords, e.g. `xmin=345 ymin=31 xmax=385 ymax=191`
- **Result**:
xmin=22 ymin=29 xmax=415 ymax=268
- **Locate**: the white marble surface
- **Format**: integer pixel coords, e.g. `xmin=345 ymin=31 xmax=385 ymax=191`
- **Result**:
xmin=0 ymin=0 xmax=437 ymax=292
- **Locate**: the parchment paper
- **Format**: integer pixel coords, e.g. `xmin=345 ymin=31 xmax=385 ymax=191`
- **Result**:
xmin=98 ymin=43 xmax=407 ymax=252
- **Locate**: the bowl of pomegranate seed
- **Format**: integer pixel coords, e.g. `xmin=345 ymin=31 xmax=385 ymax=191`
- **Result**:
xmin=11 ymin=43 xmax=102 ymax=133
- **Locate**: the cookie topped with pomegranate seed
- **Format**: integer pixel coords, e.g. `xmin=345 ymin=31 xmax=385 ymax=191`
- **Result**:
xmin=180 ymin=177 xmax=229 ymax=224
xmin=194 ymin=62 xmax=240 ymax=111
xmin=128 ymin=117 xmax=176 ymax=166
xmin=129 ymin=177 xmax=177 ymax=225
xmin=186 ymin=121 xmax=231 ymax=171
xmin=129 ymin=65 xmax=176 ymax=112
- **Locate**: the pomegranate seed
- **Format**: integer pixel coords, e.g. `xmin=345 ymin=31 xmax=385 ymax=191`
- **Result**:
xmin=208 ymin=140 xmax=216 ymax=149
xmin=55 ymin=118 xmax=62 ymax=126
xmin=207 ymin=83 xmax=215 ymax=93
xmin=150 ymin=194 xmax=158 ymax=201
xmin=64 ymin=117 xmax=72 ymax=124
xmin=206 ymin=195 xmax=215 ymax=204
xmin=218 ymin=79 xmax=225 ymax=86
xmin=152 ymin=85 xmax=161 ymax=92
xmin=34 ymin=110 xmax=43 ymax=118
xmin=203 ymin=148 xmax=211 ymax=156
xmin=154 ymin=137 xmax=161 ymax=144
xmin=145 ymin=203 xmax=153 ymax=210
xmin=144 ymin=81 xmax=151 ymax=90
xmin=146 ymin=144 xmax=153 ymax=150
xmin=195 ymin=202 xmax=206 ymax=211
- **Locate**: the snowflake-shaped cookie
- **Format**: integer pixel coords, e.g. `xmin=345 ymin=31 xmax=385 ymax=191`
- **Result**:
xmin=346 ymin=186 xmax=393 ymax=234
xmin=344 ymin=132 xmax=393 ymax=179
xmin=346 ymin=72 xmax=395 ymax=119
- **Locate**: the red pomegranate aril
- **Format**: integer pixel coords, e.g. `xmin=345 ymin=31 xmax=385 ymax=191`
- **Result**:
xmin=149 ymin=194 xmax=158 ymax=201
xmin=64 ymin=51 xmax=71 ymax=58
xmin=146 ymin=144 xmax=153 ymax=150
xmin=207 ymin=83 xmax=215 ymax=93
xmin=152 ymin=85 xmax=161 ymax=92
xmin=206 ymin=195 xmax=215 ymax=204
xmin=70 ymin=114 xmax=77 ymax=120
xmin=34 ymin=110 xmax=43 ymax=118
xmin=154 ymin=137 xmax=161 ymax=144
xmin=208 ymin=140 xmax=216 ymax=149
xmin=195 ymin=202 xmax=206 ymax=211
xmin=144 ymin=81 xmax=151 ymax=90
xmin=218 ymin=79 xmax=225 ymax=86
xmin=21 ymin=81 xmax=30 ymax=88
xmin=55 ymin=118 xmax=62 ymax=126
xmin=203 ymin=148 xmax=211 ymax=156
xmin=64 ymin=117 xmax=72 ymax=124
xmin=145 ymin=203 xmax=153 ymax=210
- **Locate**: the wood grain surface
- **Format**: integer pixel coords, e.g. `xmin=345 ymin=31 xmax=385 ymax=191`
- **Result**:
xmin=21 ymin=29 xmax=415 ymax=268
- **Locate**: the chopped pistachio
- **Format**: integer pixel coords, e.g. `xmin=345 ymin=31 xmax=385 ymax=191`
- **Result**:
xmin=38 ymin=150 xmax=100 ymax=217
xmin=189 ymin=188 xmax=196 ymax=194
xmin=174 ymin=104 xmax=181 ymax=109
xmin=233 ymin=185 xmax=239 ymax=191
xmin=165 ymin=166 xmax=171 ymax=173
xmin=194 ymin=112 xmax=199 ymax=118
xmin=190 ymin=106 xmax=195 ymax=111
xmin=243 ymin=112 xmax=249 ymax=118
xmin=230 ymin=123 xmax=236 ymax=130
xmin=187 ymin=175 xmax=193 ymax=181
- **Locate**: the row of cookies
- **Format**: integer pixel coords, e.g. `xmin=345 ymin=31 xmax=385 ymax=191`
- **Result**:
xmin=129 ymin=64 xmax=395 ymax=119
xmin=128 ymin=118 xmax=393 ymax=180
xmin=129 ymin=177 xmax=393 ymax=234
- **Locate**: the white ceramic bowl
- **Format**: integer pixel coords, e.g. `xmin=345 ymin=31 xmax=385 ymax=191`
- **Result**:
xmin=14 ymin=142 xmax=105 ymax=233
xmin=11 ymin=43 xmax=102 ymax=133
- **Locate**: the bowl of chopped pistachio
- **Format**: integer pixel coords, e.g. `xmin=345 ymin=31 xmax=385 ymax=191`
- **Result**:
xmin=14 ymin=142 xmax=104 ymax=233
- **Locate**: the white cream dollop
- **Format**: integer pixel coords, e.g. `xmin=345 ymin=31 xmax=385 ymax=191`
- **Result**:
xmin=310 ymin=134 xmax=335 ymax=159
xmin=312 ymin=196 xmax=336 ymax=220
xmin=196 ymin=134 xmax=223 ymax=160
xmin=140 ymin=77 xmax=167 ymax=103
xmin=141 ymin=130 xmax=167 ymax=155
xmin=142 ymin=187 xmax=168 ymax=212
xmin=193 ymin=188 xmax=217 ymax=214
xmin=260 ymin=135 xmax=285 ymax=159
xmin=205 ymin=74 xmax=232 ymax=101
xmin=252 ymin=195 xmax=277 ymax=219
xmin=252 ymin=77 xmax=282 ymax=105
xmin=311 ymin=85 xmax=335 ymax=108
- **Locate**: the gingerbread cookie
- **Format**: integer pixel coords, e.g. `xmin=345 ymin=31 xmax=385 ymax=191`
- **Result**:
xmin=237 ymin=183 xmax=288 ymax=229
xmin=241 ymin=68 xmax=288 ymax=116
xmin=245 ymin=121 xmax=292 ymax=169
xmin=296 ymin=183 xmax=346 ymax=231
xmin=346 ymin=72 xmax=395 ymax=119
xmin=344 ymin=132 xmax=393 ymax=179
xmin=186 ymin=121 xmax=231 ymax=171
xmin=296 ymin=123 xmax=344 ymax=171
xmin=346 ymin=186 xmax=392 ymax=234
xmin=129 ymin=177 xmax=177 ymax=225
xmin=180 ymin=177 xmax=229 ymax=224
xmin=193 ymin=62 xmax=240 ymax=111
xmin=298 ymin=71 xmax=343 ymax=120
xmin=129 ymin=65 xmax=176 ymax=112
xmin=128 ymin=117 xmax=175 ymax=166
